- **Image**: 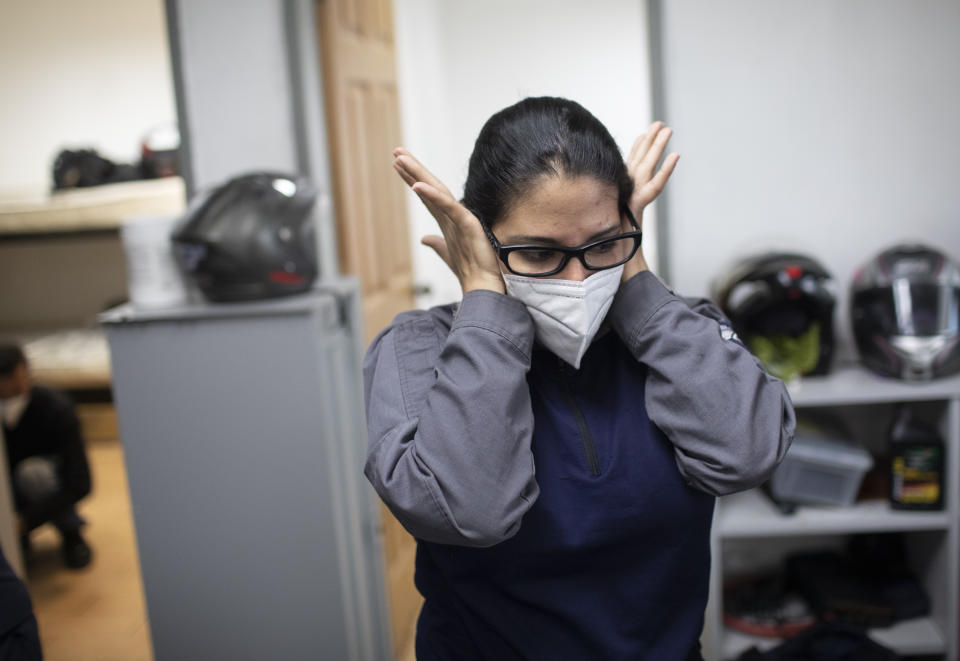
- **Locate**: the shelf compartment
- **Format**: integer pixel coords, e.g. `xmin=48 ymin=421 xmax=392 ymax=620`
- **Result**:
xmin=787 ymin=365 xmax=960 ymax=407
xmin=722 ymin=616 xmax=946 ymax=660
xmin=717 ymin=489 xmax=951 ymax=538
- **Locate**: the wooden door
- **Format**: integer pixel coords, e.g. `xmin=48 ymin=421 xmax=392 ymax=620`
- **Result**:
xmin=317 ymin=0 xmax=415 ymax=346
xmin=315 ymin=1 xmax=421 ymax=659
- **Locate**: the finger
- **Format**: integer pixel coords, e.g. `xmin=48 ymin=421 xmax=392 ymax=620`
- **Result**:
xmin=630 ymin=152 xmax=679 ymax=216
xmin=412 ymin=182 xmax=479 ymax=233
xmin=635 ymin=153 xmax=680 ymax=207
xmin=629 ymin=121 xmax=664 ymax=169
xmin=420 ymin=234 xmax=453 ymax=268
xmin=411 ymin=184 xmax=452 ymax=230
xmin=395 ymin=153 xmax=454 ymax=197
xmin=400 ymin=166 xmax=453 ymax=231
xmin=627 ymin=133 xmax=644 ymax=166
xmin=394 ymin=155 xmax=439 ymax=191
xmin=393 ymin=161 xmax=417 ymax=188
xmin=647 ymin=152 xmax=680 ymax=192
xmin=638 ymin=127 xmax=674 ymax=172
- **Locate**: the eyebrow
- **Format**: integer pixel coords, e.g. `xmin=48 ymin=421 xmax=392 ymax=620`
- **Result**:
xmin=504 ymin=222 xmax=622 ymax=247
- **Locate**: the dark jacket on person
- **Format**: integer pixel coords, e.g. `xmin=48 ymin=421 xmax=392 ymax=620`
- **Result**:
xmin=363 ymin=271 xmax=796 ymax=659
xmin=0 ymin=544 xmax=42 ymax=659
xmin=3 ymin=386 xmax=92 ymax=531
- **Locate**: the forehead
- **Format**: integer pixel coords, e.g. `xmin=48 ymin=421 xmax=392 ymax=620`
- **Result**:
xmin=495 ymin=175 xmax=620 ymax=245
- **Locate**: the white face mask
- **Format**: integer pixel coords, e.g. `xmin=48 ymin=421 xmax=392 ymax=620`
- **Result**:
xmin=1 ymin=392 xmax=30 ymax=429
xmin=503 ymin=265 xmax=624 ymax=369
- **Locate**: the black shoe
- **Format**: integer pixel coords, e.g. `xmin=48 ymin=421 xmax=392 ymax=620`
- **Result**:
xmin=61 ymin=531 xmax=92 ymax=569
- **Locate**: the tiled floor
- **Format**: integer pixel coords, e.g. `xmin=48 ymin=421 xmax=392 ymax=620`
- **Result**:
xmin=24 ymin=437 xmax=152 ymax=661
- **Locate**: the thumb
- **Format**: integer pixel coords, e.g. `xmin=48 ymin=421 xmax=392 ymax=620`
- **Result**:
xmin=421 ymin=234 xmax=453 ymax=270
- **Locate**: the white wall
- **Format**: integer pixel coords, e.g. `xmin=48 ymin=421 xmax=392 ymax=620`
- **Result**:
xmin=394 ymin=0 xmax=657 ymax=309
xmin=656 ymin=0 xmax=960 ymax=359
xmin=0 ymin=0 xmax=177 ymax=193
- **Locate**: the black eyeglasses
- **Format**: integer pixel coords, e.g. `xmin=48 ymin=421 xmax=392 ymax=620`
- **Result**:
xmin=487 ymin=210 xmax=642 ymax=277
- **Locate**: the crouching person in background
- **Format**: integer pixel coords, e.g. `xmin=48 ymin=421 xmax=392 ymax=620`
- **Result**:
xmin=0 ymin=345 xmax=92 ymax=570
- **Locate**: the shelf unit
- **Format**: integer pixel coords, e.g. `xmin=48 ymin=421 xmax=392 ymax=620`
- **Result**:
xmin=703 ymin=365 xmax=960 ymax=660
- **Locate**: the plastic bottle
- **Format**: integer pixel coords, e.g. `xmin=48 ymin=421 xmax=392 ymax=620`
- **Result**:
xmin=888 ymin=405 xmax=944 ymax=511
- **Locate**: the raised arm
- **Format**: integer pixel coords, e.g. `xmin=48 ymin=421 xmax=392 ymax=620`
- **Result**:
xmin=608 ymin=272 xmax=795 ymax=495
xmin=363 ymin=295 xmax=538 ymax=547
xmin=611 ymin=122 xmax=793 ymax=493
xmin=363 ymin=148 xmax=539 ymax=547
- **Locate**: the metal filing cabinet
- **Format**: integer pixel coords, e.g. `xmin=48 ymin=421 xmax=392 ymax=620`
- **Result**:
xmin=101 ymin=278 xmax=390 ymax=661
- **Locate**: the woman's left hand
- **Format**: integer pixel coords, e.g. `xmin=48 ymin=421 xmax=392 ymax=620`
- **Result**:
xmin=627 ymin=121 xmax=680 ymax=220
xmin=622 ymin=122 xmax=680 ymax=281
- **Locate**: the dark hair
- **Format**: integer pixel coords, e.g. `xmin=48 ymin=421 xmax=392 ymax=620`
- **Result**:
xmin=462 ymin=97 xmax=634 ymax=228
xmin=0 ymin=344 xmax=26 ymax=377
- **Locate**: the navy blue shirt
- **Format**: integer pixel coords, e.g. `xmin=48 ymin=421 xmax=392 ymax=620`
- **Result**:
xmin=0 ymin=545 xmax=33 ymax=638
xmin=413 ymin=332 xmax=715 ymax=660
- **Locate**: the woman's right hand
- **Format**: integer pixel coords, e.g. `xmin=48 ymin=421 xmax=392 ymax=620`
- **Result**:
xmin=393 ymin=148 xmax=505 ymax=295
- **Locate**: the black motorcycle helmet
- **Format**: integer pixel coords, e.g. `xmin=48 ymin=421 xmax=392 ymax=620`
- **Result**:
xmin=851 ymin=244 xmax=960 ymax=381
xmin=173 ymin=172 xmax=318 ymax=302
xmin=712 ymin=253 xmax=836 ymax=380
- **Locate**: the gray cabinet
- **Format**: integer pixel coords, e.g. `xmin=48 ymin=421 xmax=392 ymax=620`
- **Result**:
xmin=101 ymin=279 xmax=390 ymax=661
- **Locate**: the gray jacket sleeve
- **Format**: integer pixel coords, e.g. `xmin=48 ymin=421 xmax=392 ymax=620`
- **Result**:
xmin=608 ymin=271 xmax=796 ymax=496
xmin=362 ymin=290 xmax=539 ymax=547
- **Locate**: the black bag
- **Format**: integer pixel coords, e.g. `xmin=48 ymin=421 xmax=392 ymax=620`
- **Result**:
xmin=52 ymin=148 xmax=141 ymax=190
xmin=784 ymin=534 xmax=930 ymax=628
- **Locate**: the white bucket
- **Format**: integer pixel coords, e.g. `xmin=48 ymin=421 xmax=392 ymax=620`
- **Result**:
xmin=121 ymin=215 xmax=190 ymax=309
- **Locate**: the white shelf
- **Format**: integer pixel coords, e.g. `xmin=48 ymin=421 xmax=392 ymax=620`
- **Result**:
xmin=722 ymin=617 xmax=946 ymax=660
xmin=787 ymin=364 xmax=960 ymax=407
xmin=0 ymin=176 xmax=185 ymax=235
xmin=718 ymin=489 xmax=951 ymax=538
xmin=708 ymin=367 xmax=960 ymax=661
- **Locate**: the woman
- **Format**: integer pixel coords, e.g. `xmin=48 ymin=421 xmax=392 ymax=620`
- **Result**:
xmin=363 ymin=97 xmax=795 ymax=660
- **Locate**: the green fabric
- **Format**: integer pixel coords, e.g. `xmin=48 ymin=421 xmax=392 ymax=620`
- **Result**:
xmin=747 ymin=322 xmax=820 ymax=381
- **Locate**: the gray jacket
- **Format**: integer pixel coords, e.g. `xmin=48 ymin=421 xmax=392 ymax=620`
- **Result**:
xmin=363 ymin=270 xmax=796 ymax=547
